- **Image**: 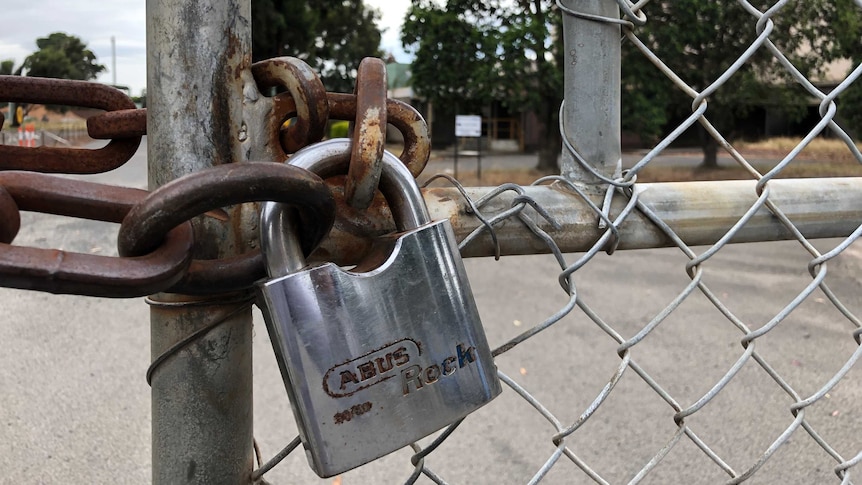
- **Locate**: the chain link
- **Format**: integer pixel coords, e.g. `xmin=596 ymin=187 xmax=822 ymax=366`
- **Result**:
xmin=276 ymin=92 xmax=431 ymax=176
xmin=0 ymin=171 xmax=194 ymax=297
xmin=0 ymin=76 xmax=142 ymax=173
xmin=345 ymin=57 xmax=388 ymax=210
xmin=118 ymin=162 xmax=335 ymax=295
xmin=0 ymin=185 xmax=20 ymax=244
xmin=252 ymin=56 xmax=330 ymax=154
xmin=86 ymin=108 xmax=148 ymax=139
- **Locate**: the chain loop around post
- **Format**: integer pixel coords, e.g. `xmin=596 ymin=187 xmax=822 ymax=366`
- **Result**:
xmin=252 ymin=57 xmax=330 ymax=155
xmin=345 ymin=57 xmax=388 ymax=209
xmin=0 ymin=76 xmax=142 ymax=174
xmin=0 ymin=172 xmax=193 ymax=297
xmin=117 ymin=162 xmax=336 ymax=294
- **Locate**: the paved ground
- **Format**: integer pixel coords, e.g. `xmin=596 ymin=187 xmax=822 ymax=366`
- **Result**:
xmin=423 ymin=146 xmax=790 ymax=176
xmin=1 ymin=140 xmax=861 ymax=484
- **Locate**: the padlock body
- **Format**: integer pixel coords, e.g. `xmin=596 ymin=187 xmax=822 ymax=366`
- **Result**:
xmin=258 ymin=219 xmax=501 ymax=477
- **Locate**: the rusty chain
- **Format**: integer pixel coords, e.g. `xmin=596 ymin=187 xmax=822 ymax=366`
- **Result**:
xmin=118 ymin=162 xmax=336 ymax=295
xmin=252 ymin=56 xmax=330 ymax=154
xmin=0 ymin=171 xmax=194 ymax=297
xmin=271 ymin=90 xmax=430 ymax=177
xmin=0 ymin=185 xmax=20 ymax=244
xmin=0 ymin=76 xmax=141 ymax=173
xmin=0 ymin=56 xmax=430 ymax=298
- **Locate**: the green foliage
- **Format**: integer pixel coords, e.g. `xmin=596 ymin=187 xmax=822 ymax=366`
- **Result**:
xmin=329 ymin=120 xmax=349 ymax=138
xmin=0 ymin=60 xmax=15 ymax=76
xmin=252 ymin=0 xmax=383 ymax=92
xmin=401 ymin=1 xmax=497 ymax=110
xmin=622 ymin=1 xmax=862 ymax=154
xmin=838 ymin=69 xmax=862 ymax=137
xmin=0 ymin=60 xmax=13 ymax=109
xmin=830 ymin=0 xmax=862 ymax=137
xmin=402 ymin=0 xmax=562 ymax=114
xmin=402 ymin=0 xmax=564 ymax=170
xmin=22 ymin=32 xmax=105 ymax=80
xmin=132 ymin=89 xmax=147 ymax=109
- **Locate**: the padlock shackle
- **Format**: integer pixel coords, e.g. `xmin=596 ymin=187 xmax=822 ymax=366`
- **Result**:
xmin=288 ymin=139 xmax=431 ymax=229
xmin=261 ymin=203 xmax=307 ymax=275
xmin=261 ymin=139 xmax=431 ymax=277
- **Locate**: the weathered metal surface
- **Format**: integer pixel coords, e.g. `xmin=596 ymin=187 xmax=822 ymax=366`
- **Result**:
xmin=87 ymin=108 xmax=148 ymax=139
xmin=147 ymin=0 xmax=255 ymax=483
xmin=345 ymin=57 xmax=387 ymax=209
xmin=0 ymin=172 xmax=193 ymax=297
xmin=0 ymin=76 xmax=141 ymax=173
xmin=378 ymin=97 xmax=431 ymax=177
xmin=0 ymin=171 xmax=139 ymax=220
xmin=252 ymin=57 xmax=329 ymax=154
xmin=0 ymin=186 xmax=19 ymax=244
xmin=147 ymin=297 xmax=254 ymax=483
xmin=118 ymin=162 xmax=335 ymax=294
xmin=560 ymin=0 xmax=621 ymax=186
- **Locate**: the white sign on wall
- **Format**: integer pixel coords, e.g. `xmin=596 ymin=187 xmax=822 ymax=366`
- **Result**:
xmin=455 ymin=115 xmax=482 ymax=137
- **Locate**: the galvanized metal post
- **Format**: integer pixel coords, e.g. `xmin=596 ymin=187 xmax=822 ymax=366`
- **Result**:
xmin=146 ymin=1 xmax=255 ymax=483
xmin=560 ymin=0 xmax=621 ymax=185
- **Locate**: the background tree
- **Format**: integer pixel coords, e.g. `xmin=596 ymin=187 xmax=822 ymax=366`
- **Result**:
xmin=402 ymin=0 xmax=564 ymax=171
xmin=0 ymin=60 xmax=15 ymax=76
xmin=252 ymin=0 xmax=382 ymax=92
xmin=831 ymin=1 xmax=862 ymax=138
xmin=22 ymin=32 xmax=105 ymax=80
xmin=400 ymin=1 xmax=497 ymax=111
xmin=251 ymin=0 xmax=315 ymax=62
xmin=0 ymin=60 xmax=12 ymax=113
xmin=622 ymin=1 xmax=861 ymax=168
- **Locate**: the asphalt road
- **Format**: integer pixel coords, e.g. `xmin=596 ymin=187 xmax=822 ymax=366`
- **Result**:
xmin=2 ymin=141 xmax=861 ymax=484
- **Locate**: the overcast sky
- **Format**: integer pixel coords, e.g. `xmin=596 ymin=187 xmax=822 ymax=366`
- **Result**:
xmin=0 ymin=1 xmax=410 ymax=97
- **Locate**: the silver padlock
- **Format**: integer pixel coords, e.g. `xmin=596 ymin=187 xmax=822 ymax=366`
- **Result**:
xmin=257 ymin=139 xmax=501 ymax=478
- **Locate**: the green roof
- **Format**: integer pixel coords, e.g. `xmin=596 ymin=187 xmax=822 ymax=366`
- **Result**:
xmin=386 ymin=63 xmax=411 ymax=90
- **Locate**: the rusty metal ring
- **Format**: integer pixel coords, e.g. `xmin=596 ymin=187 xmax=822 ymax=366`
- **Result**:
xmin=0 ymin=76 xmax=141 ymax=174
xmin=117 ymin=162 xmax=336 ymax=295
xmin=275 ymin=92 xmax=431 ymax=177
xmin=328 ymin=93 xmax=429 ymax=177
xmin=252 ymin=57 xmax=329 ymax=154
xmin=0 ymin=172 xmax=193 ymax=297
xmin=345 ymin=57 xmax=388 ymax=209
xmin=0 ymin=186 xmax=20 ymax=244
xmin=380 ymin=97 xmax=431 ymax=177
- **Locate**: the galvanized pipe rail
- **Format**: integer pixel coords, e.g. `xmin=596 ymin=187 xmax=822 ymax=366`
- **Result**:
xmin=301 ymin=178 xmax=862 ymax=264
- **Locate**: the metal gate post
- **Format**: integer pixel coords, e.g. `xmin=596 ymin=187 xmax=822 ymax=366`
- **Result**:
xmin=146 ymin=1 xmax=255 ymax=483
xmin=560 ymin=0 xmax=621 ymax=184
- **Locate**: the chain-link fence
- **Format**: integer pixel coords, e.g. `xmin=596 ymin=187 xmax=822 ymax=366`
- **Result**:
xmin=251 ymin=1 xmax=862 ymax=483
xmin=2 ymin=0 xmax=862 ymax=484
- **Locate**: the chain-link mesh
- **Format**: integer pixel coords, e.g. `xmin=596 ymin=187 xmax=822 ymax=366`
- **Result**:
xmin=253 ymin=1 xmax=862 ymax=483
